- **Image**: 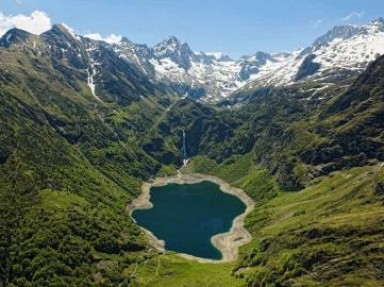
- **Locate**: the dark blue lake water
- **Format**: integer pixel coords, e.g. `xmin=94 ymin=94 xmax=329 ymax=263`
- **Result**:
xmin=132 ymin=181 xmax=246 ymax=260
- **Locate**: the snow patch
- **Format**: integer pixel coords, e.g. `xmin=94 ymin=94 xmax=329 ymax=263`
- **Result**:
xmin=205 ymin=52 xmax=226 ymax=60
xmin=86 ymin=66 xmax=101 ymax=101
xmin=61 ymin=23 xmax=81 ymax=41
xmin=86 ymin=50 xmax=102 ymax=101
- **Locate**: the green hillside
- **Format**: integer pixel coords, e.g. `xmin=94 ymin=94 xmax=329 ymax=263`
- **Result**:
xmin=0 ymin=25 xmax=384 ymax=287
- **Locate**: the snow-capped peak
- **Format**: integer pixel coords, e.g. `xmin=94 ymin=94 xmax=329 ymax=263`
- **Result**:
xmin=60 ymin=17 xmax=384 ymax=102
xmin=10 ymin=16 xmax=379 ymax=103
xmin=165 ymin=35 xmax=182 ymax=45
xmin=371 ymin=17 xmax=384 ymax=26
xmin=153 ymin=36 xmax=190 ymax=55
xmin=311 ymin=25 xmax=364 ymax=48
xmin=61 ymin=23 xmax=81 ymax=41
xmin=367 ymin=17 xmax=384 ymax=32
xmin=241 ymin=18 xmax=384 ymax=94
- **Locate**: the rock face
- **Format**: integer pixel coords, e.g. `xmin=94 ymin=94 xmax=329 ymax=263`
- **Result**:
xmin=18 ymin=22 xmax=378 ymax=192
xmin=0 ymin=28 xmax=36 ymax=48
xmin=295 ymin=54 xmax=321 ymax=81
xmin=374 ymin=182 xmax=384 ymax=196
xmin=153 ymin=36 xmax=196 ymax=70
xmin=100 ymin=18 xmax=384 ymax=102
xmin=311 ymin=25 xmax=365 ymax=48
xmin=2 ymin=18 xmax=383 ymax=103
xmin=235 ymin=18 xmax=384 ymax=101
xmin=238 ymin=51 xmax=275 ymax=81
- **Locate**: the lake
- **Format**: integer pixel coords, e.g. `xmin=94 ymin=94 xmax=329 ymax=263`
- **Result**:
xmin=132 ymin=180 xmax=247 ymax=260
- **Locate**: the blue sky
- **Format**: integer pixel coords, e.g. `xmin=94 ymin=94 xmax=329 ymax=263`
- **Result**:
xmin=1 ymin=0 xmax=383 ymax=58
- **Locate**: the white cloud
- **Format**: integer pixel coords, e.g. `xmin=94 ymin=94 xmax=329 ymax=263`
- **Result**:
xmin=342 ymin=11 xmax=364 ymax=22
xmin=0 ymin=10 xmax=123 ymax=45
xmin=0 ymin=10 xmax=51 ymax=37
xmin=84 ymin=33 xmax=123 ymax=44
xmin=312 ymin=19 xmax=323 ymax=28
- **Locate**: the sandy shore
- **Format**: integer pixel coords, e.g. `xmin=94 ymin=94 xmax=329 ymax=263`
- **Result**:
xmin=128 ymin=173 xmax=255 ymax=263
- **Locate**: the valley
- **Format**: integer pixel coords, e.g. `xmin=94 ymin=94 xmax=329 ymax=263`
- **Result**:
xmin=0 ymin=12 xmax=384 ymax=287
xmin=130 ymin=173 xmax=254 ymax=263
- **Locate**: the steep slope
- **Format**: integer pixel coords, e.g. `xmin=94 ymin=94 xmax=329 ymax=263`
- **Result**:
xmin=148 ymin=55 xmax=384 ymax=192
xmin=1 ymin=18 xmax=384 ymax=287
xmin=18 ymin=18 xmax=374 ymax=105
xmin=298 ymin=54 xmax=384 ymax=176
xmin=105 ymin=35 xmax=293 ymax=102
xmin=0 ymin=24 xmax=178 ymax=286
xmin=238 ymin=18 xmax=384 ymax=99
xmin=0 ymin=89 xmax=148 ymax=286
xmin=181 ymin=55 xmax=384 ymax=286
xmin=84 ymin=18 xmax=384 ymax=103
xmin=113 ymin=36 xmax=240 ymax=101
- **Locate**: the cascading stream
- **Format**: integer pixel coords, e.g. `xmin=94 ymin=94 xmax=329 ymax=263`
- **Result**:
xmin=182 ymin=129 xmax=188 ymax=167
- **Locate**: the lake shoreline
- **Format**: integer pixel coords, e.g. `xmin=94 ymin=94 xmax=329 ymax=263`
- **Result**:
xmin=128 ymin=173 xmax=255 ymax=263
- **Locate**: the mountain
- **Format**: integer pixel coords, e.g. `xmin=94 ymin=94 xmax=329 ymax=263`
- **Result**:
xmin=0 ymin=24 xmax=178 ymax=286
xmin=142 ymin=54 xmax=384 ymax=285
xmin=1 ymin=17 xmax=384 ymax=287
xmin=0 ymin=28 xmax=38 ymax=48
xmin=113 ymin=37 xmax=297 ymax=102
xmin=96 ymin=18 xmax=383 ymax=103
xmin=111 ymin=36 xmax=238 ymax=100
xmin=311 ymin=25 xmax=364 ymax=48
xmin=238 ymin=18 xmax=384 ymax=98
xmin=5 ymin=19 xmax=381 ymax=104
xmin=144 ymin=52 xmax=384 ymax=190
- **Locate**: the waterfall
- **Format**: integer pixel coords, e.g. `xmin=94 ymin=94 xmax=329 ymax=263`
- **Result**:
xmin=182 ymin=129 xmax=188 ymax=166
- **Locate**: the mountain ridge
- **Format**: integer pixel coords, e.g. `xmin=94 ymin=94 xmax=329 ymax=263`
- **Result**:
xmin=2 ymin=18 xmax=384 ymax=103
xmin=89 ymin=17 xmax=384 ymax=102
xmin=1 ymin=14 xmax=384 ymax=287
